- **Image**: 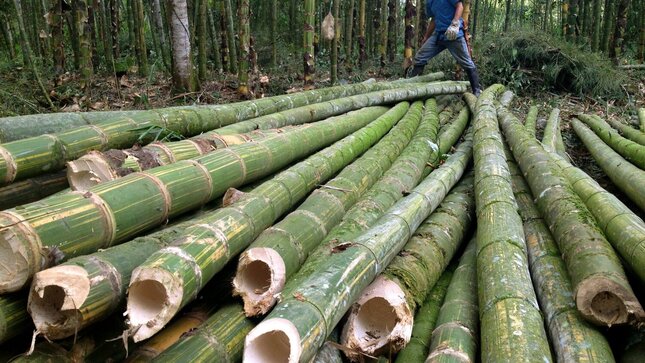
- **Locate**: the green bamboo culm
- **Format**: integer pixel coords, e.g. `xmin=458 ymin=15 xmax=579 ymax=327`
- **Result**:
xmin=525 ymin=105 xmax=539 ymax=136
xmin=0 ymin=77 xmax=458 ymax=186
xmin=577 ymin=114 xmax=645 ymax=169
xmin=541 ymin=108 xmax=568 ymax=160
xmin=499 ymin=90 xmax=515 ymax=107
xmin=499 ymin=106 xmax=645 ymax=326
xmin=232 ymin=101 xmax=424 ymax=316
xmin=604 ymin=117 xmax=645 ymax=146
xmin=0 ymin=106 xmax=390 ymax=294
xmin=0 ymin=293 xmax=31 ymax=344
xmin=125 ymin=104 xmax=412 ymax=342
xmin=639 ymin=108 xmax=645 ymax=133
xmin=394 ymin=269 xmax=454 ymax=363
xmin=571 ymin=118 xmax=645 ymax=210
xmin=507 ymin=145 xmax=616 ymax=362
xmin=474 ymin=85 xmax=553 ymax=363
xmin=549 ymin=152 xmax=645 ymax=284
xmin=341 ymin=174 xmax=474 ymax=358
xmin=244 ymin=130 xmax=473 ymax=363
xmin=425 ymin=239 xmax=478 ymax=363
xmin=0 ymin=171 xmax=68 ymax=210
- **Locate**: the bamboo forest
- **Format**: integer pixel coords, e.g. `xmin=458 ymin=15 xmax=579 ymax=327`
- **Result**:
xmin=0 ymin=0 xmax=644 ymax=362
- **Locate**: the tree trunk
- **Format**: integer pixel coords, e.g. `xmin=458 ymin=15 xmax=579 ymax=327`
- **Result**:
xmin=610 ymin=0 xmax=630 ymax=61
xmin=132 ymin=0 xmax=148 ymax=76
xmin=196 ymin=0 xmax=207 ymax=82
xmin=109 ymin=0 xmax=119 ymax=59
xmin=222 ymin=0 xmax=238 ymax=74
xmin=168 ymin=0 xmax=195 ymax=92
xmin=358 ymin=0 xmax=366 ymax=69
xmin=331 ymin=0 xmax=340 ymax=83
xmin=504 ymin=0 xmax=512 ymax=31
xmin=151 ymin=0 xmax=170 ymax=71
xmin=207 ymin=7 xmax=222 ymax=73
xmin=591 ymin=0 xmax=602 ymax=50
xmin=387 ymin=0 xmax=396 ymax=62
xmin=379 ymin=0 xmax=388 ymax=68
xmin=567 ymin=0 xmax=578 ymax=41
xmin=417 ymin=0 xmax=426 ymax=48
xmin=237 ymin=0 xmax=250 ymax=97
xmin=50 ymin=0 xmax=65 ymax=73
xmin=303 ymin=0 xmax=315 ymax=89
xmin=403 ymin=0 xmax=415 ymax=70
xmin=88 ymin=1 xmax=99 ymax=69
xmin=344 ymin=0 xmax=354 ymax=64
xmin=543 ymin=0 xmax=551 ymax=31
xmin=270 ymin=0 xmax=277 ymax=68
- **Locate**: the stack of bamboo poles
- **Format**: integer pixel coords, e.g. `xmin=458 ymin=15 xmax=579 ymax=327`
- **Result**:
xmin=1 ymin=78 xmax=644 ymax=363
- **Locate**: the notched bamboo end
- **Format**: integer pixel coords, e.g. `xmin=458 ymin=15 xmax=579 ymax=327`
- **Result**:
xmin=0 ymin=214 xmax=40 ymax=293
xmin=67 ymin=152 xmax=117 ymax=191
xmin=341 ymin=276 xmax=412 ymax=359
xmin=244 ymin=318 xmax=301 ymax=363
xmin=27 ymin=265 xmax=91 ymax=339
xmin=576 ymin=276 xmax=645 ymax=326
xmin=126 ymin=267 xmax=183 ymax=343
xmin=232 ymin=247 xmax=285 ymax=317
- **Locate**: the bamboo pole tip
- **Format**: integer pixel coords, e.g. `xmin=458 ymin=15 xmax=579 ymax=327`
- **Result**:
xmin=126 ymin=267 xmax=183 ymax=343
xmin=244 ymin=318 xmax=301 ymax=363
xmin=27 ymin=265 xmax=91 ymax=339
xmin=576 ymin=276 xmax=645 ymax=326
xmin=0 ymin=213 xmax=40 ymax=294
xmin=232 ymin=247 xmax=285 ymax=317
xmin=340 ymin=276 xmax=413 ymax=359
xmin=66 ymin=153 xmax=117 ymax=191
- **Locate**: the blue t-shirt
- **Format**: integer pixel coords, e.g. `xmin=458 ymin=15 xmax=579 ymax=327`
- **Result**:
xmin=426 ymin=0 xmax=464 ymax=38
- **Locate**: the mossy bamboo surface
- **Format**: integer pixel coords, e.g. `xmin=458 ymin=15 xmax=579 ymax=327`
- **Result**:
xmin=550 ymin=153 xmax=645 ymax=283
xmin=499 ymin=90 xmax=515 ymax=108
xmin=233 ymin=102 xmax=422 ymax=316
xmin=246 ymin=132 xmax=473 ymax=362
xmin=0 ymin=106 xmax=390 ymax=294
xmin=525 ymin=105 xmax=539 ymax=136
xmin=604 ymin=117 xmax=645 ymax=146
xmin=0 ymin=77 xmax=458 ymax=186
xmin=507 ymin=145 xmax=615 ymax=362
xmin=394 ymin=269 xmax=454 ymax=363
xmin=342 ymin=174 xmax=475 ymax=357
xmin=571 ymin=118 xmax=645 ymax=210
xmin=499 ymin=106 xmax=645 ymax=326
xmin=542 ymin=108 xmax=567 ymax=159
xmin=577 ymin=114 xmax=645 ymax=169
xmin=474 ymin=85 xmax=552 ymax=363
xmin=125 ymin=104 xmax=412 ymax=342
xmin=153 ymin=304 xmax=253 ymax=363
xmin=0 ymin=293 xmax=30 ymax=344
xmin=0 ymin=171 xmax=68 ymax=210
xmin=639 ymin=108 xmax=645 ymax=133
xmin=425 ymin=239 xmax=478 ymax=363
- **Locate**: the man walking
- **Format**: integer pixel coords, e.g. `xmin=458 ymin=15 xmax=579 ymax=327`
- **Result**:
xmin=407 ymin=0 xmax=482 ymax=96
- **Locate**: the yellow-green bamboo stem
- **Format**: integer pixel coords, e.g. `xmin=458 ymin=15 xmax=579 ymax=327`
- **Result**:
xmin=525 ymin=105 xmax=539 ymax=136
xmin=639 ymin=108 xmax=645 ymax=133
xmin=542 ymin=108 xmax=568 ymax=159
xmin=499 ymin=90 xmax=515 ymax=108
xmin=577 ymin=114 xmax=645 ymax=169
xmin=0 ymin=293 xmax=31 ymax=344
xmin=0 ymin=171 xmax=68 ymax=210
xmin=604 ymin=117 xmax=645 ymax=146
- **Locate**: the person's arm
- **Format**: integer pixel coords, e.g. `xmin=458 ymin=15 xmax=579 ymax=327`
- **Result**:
xmin=453 ymin=2 xmax=464 ymax=24
xmin=422 ymin=19 xmax=436 ymax=44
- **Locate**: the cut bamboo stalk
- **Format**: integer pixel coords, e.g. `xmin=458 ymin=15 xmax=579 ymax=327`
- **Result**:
xmin=604 ymin=117 xmax=645 ymax=146
xmin=499 ymin=106 xmax=645 ymax=326
xmin=0 ymin=171 xmax=68 ymax=210
xmin=507 ymin=145 xmax=616 ymax=362
xmin=549 ymin=152 xmax=645 ymax=283
xmin=312 ymin=329 xmax=343 ymax=363
xmin=0 ymin=105 xmax=394 ymax=294
xmin=499 ymin=90 xmax=515 ymax=107
xmin=577 ymin=114 xmax=645 ymax=169
xmin=232 ymin=101 xmax=423 ymax=317
xmin=0 ymin=293 xmax=31 ymax=344
xmin=542 ymin=108 xmax=568 ymax=160
xmin=394 ymin=269 xmax=454 ymax=363
xmin=125 ymin=104 xmax=413 ymax=342
xmin=425 ymin=239 xmax=478 ymax=363
xmin=571 ymin=118 xmax=645 ymax=210
xmin=640 ymin=108 xmax=645 ymax=133
xmin=243 ymin=130 xmax=473 ymax=363
xmin=341 ymin=174 xmax=475 ymax=358
xmin=473 ymin=85 xmax=552 ymax=363
xmin=525 ymin=105 xmax=539 ymax=136
xmin=0 ymin=78 xmax=459 ymax=186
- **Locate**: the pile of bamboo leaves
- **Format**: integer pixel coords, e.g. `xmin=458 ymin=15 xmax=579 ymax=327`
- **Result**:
xmin=1 ymin=78 xmax=644 ymax=363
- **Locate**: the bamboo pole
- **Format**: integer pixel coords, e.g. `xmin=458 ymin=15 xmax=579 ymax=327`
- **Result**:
xmin=542 ymin=108 xmax=568 ymax=160
xmin=525 ymin=105 xmax=539 ymax=136
xmin=125 ymin=104 xmax=413 ymax=342
xmin=341 ymin=175 xmax=474 ymax=357
xmin=394 ymin=269 xmax=454 ymax=363
xmin=639 ymin=108 xmax=645 ymax=132
xmin=0 ymin=293 xmax=31 ymax=344
xmin=604 ymin=117 xmax=645 ymax=146
xmin=571 ymin=118 xmax=645 ymax=210
xmin=499 ymin=90 xmax=515 ymax=108
xmin=232 ymin=102 xmax=422 ymax=316
xmin=473 ymin=85 xmax=552 ymax=362
xmin=507 ymin=145 xmax=616 ymax=362
xmin=0 ymin=171 xmax=68 ymax=210
xmin=243 ymin=130 xmax=473 ymax=363
xmin=0 ymin=77 xmax=457 ymax=185
xmin=499 ymin=106 xmax=645 ymax=326
xmin=577 ymin=114 xmax=645 ymax=169
xmin=0 ymin=106 xmax=395 ymax=294
xmin=425 ymin=239 xmax=478 ymax=363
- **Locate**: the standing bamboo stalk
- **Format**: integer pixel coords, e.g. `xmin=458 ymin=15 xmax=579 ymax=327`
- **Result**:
xmin=222 ymin=0 xmax=237 ymax=74
xmin=244 ymin=130 xmax=473 ymax=363
xmin=304 ymin=0 xmax=316 ymax=89
xmin=331 ymin=0 xmax=340 ymax=84
xmin=358 ymin=0 xmax=367 ymax=69
xmin=237 ymin=0 xmax=250 ymax=97
xmin=499 ymin=106 xmax=645 ymax=326
xmin=403 ymin=0 xmax=416 ymax=71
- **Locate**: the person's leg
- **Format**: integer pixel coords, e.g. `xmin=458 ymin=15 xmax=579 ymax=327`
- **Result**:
xmin=446 ymin=37 xmax=482 ymax=95
xmin=408 ymin=34 xmax=445 ymax=77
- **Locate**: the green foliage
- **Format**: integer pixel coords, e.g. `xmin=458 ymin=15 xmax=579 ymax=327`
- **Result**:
xmin=476 ymin=30 xmax=628 ymax=97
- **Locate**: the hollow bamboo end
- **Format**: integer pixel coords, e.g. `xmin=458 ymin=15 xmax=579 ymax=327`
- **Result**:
xmin=27 ymin=265 xmax=91 ymax=339
xmin=66 ymin=153 xmax=117 ymax=191
xmin=244 ymin=318 xmax=301 ymax=363
xmin=576 ymin=276 xmax=645 ymax=326
xmin=126 ymin=267 xmax=183 ymax=343
xmin=341 ymin=276 xmax=412 ymax=359
xmin=0 ymin=217 xmax=40 ymax=293
xmin=232 ymin=247 xmax=285 ymax=317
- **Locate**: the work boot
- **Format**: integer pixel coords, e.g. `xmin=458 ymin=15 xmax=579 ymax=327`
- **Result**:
xmin=406 ymin=64 xmax=425 ymax=78
xmin=465 ymin=68 xmax=482 ymax=97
